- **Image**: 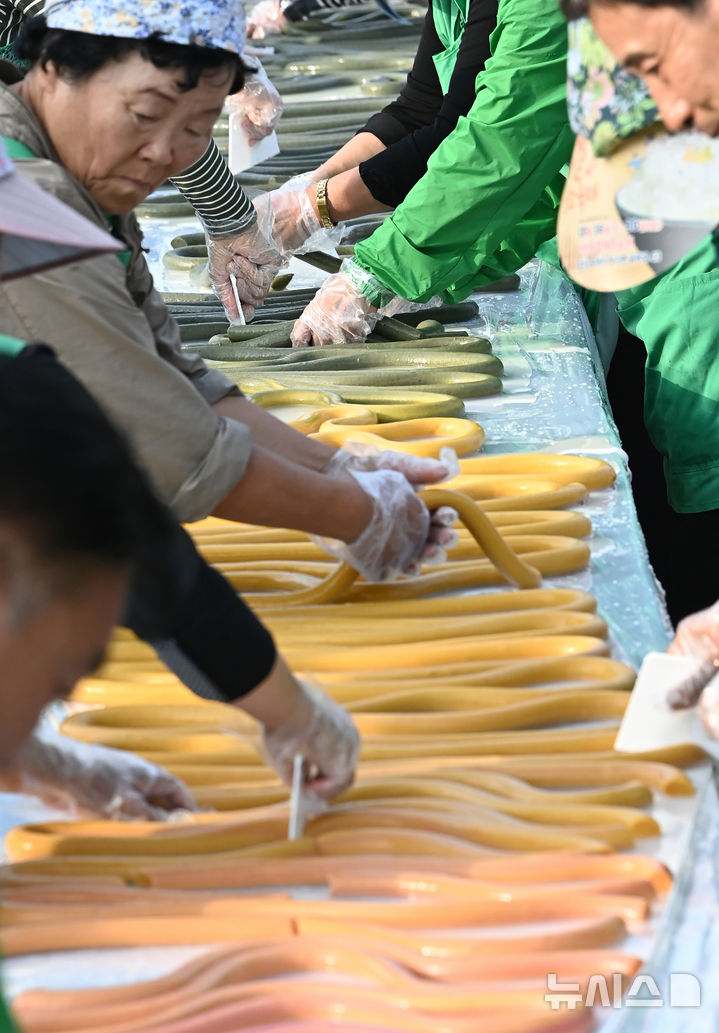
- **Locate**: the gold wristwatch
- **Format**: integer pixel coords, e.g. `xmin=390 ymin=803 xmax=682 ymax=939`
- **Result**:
xmin=315 ymin=178 xmax=337 ymax=229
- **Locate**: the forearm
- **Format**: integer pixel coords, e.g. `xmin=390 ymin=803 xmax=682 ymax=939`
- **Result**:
xmin=213 ymin=441 xmax=373 ymax=541
xmin=238 ymin=655 xmax=314 ymax=730
xmin=213 ymin=393 xmax=335 ymax=471
xmin=353 ymin=0 xmax=572 ymax=303
xmin=357 ymin=0 xmax=497 ymax=210
xmin=315 ymin=132 xmax=387 ymax=181
xmin=323 ymin=169 xmax=391 ymax=223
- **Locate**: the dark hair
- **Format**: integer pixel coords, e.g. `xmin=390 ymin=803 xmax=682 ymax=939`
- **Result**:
xmin=0 ymin=345 xmax=174 ymax=580
xmin=560 ymin=0 xmax=704 ymax=19
xmin=15 ymin=15 xmax=245 ymax=93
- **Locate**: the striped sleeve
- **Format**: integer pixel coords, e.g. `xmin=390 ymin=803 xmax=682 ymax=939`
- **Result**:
xmin=282 ymin=0 xmax=367 ymax=21
xmin=0 ymin=0 xmax=45 ymax=46
xmin=169 ymin=139 xmax=257 ymax=238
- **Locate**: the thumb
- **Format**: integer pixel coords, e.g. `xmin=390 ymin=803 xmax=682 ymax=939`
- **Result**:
xmin=291 ymin=320 xmax=312 ymax=347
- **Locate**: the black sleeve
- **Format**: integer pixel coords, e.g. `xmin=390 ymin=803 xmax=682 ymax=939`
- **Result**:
xmin=9 ymin=344 xmax=275 ymax=707
xmin=358 ymin=0 xmax=498 ymax=208
xmin=122 ymin=516 xmax=277 ymax=705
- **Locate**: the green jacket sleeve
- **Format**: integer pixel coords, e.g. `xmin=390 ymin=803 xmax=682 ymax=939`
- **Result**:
xmin=353 ymin=0 xmax=575 ymax=304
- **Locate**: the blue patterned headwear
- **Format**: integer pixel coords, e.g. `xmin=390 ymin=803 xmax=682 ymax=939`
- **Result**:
xmin=44 ymin=0 xmax=246 ymax=55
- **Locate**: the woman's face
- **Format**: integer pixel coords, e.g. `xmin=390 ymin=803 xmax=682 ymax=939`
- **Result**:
xmin=589 ymin=0 xmax=719 ymax=135
xmin=24 ymin=51 xmax=234 ymax=213
xmin=0 ymin=536 xmax=127 ymax=768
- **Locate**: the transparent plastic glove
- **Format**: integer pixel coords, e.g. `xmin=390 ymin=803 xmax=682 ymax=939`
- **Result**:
xmin=207 ymin=220 xmax=281 ymax=322
xmin=312 ymin=467 xmax=432 ymax=580
xmin=326 ymin=443 xmax=461 ymax=484
xmin=284 ymin=169 xmax=326 ymax=189
xmin=666 ymin=601 xmax=719 ymax=710
xmin=21 ymin=730 xmax=197 ymax=820
xmin=253 ymin=185 xmax=321 ymax=262
xmin=227 ymin=60 xmax=283 ymax=143
xmin=247 ymin=0 xmax=287 ymax=39
xmin=292 ymin=258 xmax=435 ymax=347
xmin=325 ymin=444 xmax=461 ymax=565
xmin=291 ymin=270 xmax=380 ymax=347
xmin=262 ymin=680 xmax=359 ymax=800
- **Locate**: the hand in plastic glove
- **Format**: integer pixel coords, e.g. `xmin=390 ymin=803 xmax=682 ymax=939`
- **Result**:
xmin=312 ymin=467 xmax=436 ymax=580
xmin=666 ymin=601 xmax=719 ymax=712
xmin=262 ymin=680 xmax=359 ymax=800
xmin=21 ymin=730 xmax=197 ymax=820
xmin=291 ymin=258 xmax=421 ymax=347
xmin=207 ymin=220 xmax=281 ymax=322
xmin=253 ymin=184 xmax=321 ymax=263
xmin=326 ymin=443 xmax=461 ymax=484
xmin=227 ymin=61 xmax=283 ymax=143
xmin=325 ymin=444 xmax=461 ymax=566
xmin=247 ymin=0 xmax=287 ymax=39
xmin=292 ymin=269 xmax=380 ymax=347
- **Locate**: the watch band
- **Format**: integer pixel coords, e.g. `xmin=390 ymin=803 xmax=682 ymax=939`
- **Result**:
xmin=315 ymin=178 xmax=337 ymax=229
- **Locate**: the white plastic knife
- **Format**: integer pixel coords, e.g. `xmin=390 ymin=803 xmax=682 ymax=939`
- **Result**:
xmin=229 ymin=272 xmax=245 ymax=326
xmin=288 ymin=753 xmax=307 ymax=840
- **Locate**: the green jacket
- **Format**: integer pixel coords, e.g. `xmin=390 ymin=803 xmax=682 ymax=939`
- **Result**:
xmin=431 ymin=0 xmax=471 ymax=94
xmin=354 ymin=0 xmax=574 ymax=303
xmin=616 ymin=234 xmax=719 ymax=513
xmin=0 ymin=996 xmax=18 ymax=1033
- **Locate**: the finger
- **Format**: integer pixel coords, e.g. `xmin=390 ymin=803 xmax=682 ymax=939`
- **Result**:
xmin=291 ymin=321 xmax=313 ymax=347
xmin=227 ymin=255 xmax=274 ymax=292
xmin=405 ymin=461 xmax=452 ymax=484
xmin=429 ymin=526 xmax=459 ymax=550
xmin=105 ymin=792 xmax=159 ymax=821
xmin=419 ymin=542 xmax=446 ymax=566
xmin=401 ymin=558 xmax=423 ymax=578
xmin=149 ymin=778 xmax=198 ymax=811
xmin=211 ymin=281 xmax=239 ymax=322
xmin=241 ymin=116 xmax=269 ymax=144
xmin=438 ymin=446 xmax=461 ymax=480
xmin=667 ymin=661 xmax=715 ymax=709
xmin=227 ymin=272 xmax=267 ymax=305
xmin=430 ymin=505 xmax=459 ymax=527
xmin=305 ymin=773 xmax=352 ymax=800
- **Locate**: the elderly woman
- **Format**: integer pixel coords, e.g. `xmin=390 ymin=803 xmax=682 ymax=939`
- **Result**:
xmin=0 ymin=0 xmax=457 ymax=588
xmin=0 ymin=0 xmax=284 ymax=321
xmin=0 ymin=136 xmax=360 ymax=820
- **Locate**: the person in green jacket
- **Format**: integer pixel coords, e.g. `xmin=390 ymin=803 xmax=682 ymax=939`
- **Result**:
xmin=559 ymin=1 xmax=719 ymax=627
xmin=252 ymin=0 xmax=497 ymax=267
xmin=293 ymin=0 xmax=719 ymax=623
xmin=291 ymin=0 xmax=573 ymax=344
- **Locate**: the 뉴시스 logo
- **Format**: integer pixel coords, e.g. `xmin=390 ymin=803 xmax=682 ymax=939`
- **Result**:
xmin=545 ymin=972 xmax=702 ymax=1010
